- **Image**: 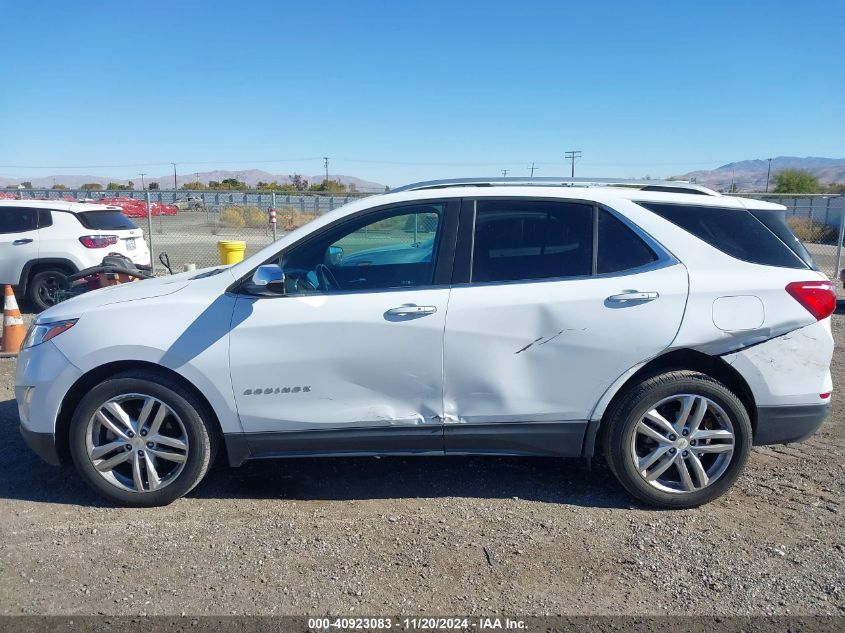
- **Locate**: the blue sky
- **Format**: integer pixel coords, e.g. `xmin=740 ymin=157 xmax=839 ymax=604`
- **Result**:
xmin=1 ymin=0 xmax=842 ymax=187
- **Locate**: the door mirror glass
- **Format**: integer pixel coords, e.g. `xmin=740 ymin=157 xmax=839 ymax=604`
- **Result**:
xmin=326 ymin=245 xmax=344 ymax=266
xmin=245 ymin=264 xmax=286 ymax=295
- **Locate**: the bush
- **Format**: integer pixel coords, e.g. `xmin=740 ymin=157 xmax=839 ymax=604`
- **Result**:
xmin=243 ymin=207 xmax=267 ymax=228
xmin=220 ymin=207 xmax=245 ymax=228
xmin=787 ymin=217 xmax=837 ymax=244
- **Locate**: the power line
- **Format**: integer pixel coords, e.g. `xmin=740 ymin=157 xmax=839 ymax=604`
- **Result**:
xmin=564 ymin=150 xmax=582 ymax=178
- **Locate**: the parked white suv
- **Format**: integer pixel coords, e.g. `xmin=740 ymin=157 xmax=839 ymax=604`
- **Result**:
xmin=0 ymin=200 xmax=151 ymax=311
xmin=15 ymin=179 xmax=835 ymax=508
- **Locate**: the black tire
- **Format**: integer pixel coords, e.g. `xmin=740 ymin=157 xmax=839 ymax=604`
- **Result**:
xmin=603 ymin=370 xmax=752 ymax=509
xmin=68 ymin=370 xmax=215 ymax=507
xmin=28 ymin=268 xmax=70 ymax=312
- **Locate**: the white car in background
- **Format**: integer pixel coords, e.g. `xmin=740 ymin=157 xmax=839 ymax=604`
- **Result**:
xmin=0 ymin=200 xmax=151 ymax=311
xmin=14 ymin=178 xmax=835 ymax=508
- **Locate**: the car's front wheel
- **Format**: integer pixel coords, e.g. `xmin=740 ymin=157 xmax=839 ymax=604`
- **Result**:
xmin=69 ymin=371 xmax=214 ymax=507
xmin=603 ymin=370 xmax=752 ymax=509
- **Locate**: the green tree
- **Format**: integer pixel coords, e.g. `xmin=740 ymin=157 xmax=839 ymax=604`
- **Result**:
xmin=80 ymin=183 xmax=103 ymax=190
xmin=181 ymin=181 xmax=207 ymax=190
xmin=148 ymin=182 xmax=159 ymax=190
xmin=51 ymin=184 xmax=68 ymax=190
xmin=309 ymin=179 xmax=347 ymax=193
xmin=106 ymin=182 xmax=133 ymax=191
xmin=773 ymin=169 xmax=822 ymax=194
xmin=20 ymin=181 xmax=32 ymax=188
xmin=289 ymin=174 xmax=309 ymax=191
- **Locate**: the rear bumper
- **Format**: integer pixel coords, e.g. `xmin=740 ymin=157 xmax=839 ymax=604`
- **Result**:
xmin=753 ymin=403 xmax=831 ymax=445
xmin=20 ymin=426 xmax=61 ymax=466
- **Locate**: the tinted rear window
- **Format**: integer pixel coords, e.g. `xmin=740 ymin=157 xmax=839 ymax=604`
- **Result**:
xmin=77 ymin=210 xmax=137 ymax=230
xmin=640 ymin=203 xmax=807 ymax=269
xmin=471 ymin=200 xmax=593 ymax=282
xmin=749 ymin=209 xmax=818 ymax=271
xmin=597 ymin=209 xmax=658 ymax=274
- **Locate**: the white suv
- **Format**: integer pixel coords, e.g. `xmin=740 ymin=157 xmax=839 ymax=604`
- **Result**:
xmin=0 ymin=200 xmax=151 ymax=311
xmin=14 ymin=179 xmax=835 ymax=508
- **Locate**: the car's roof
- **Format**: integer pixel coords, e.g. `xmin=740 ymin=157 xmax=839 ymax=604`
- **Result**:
xmin=367 ymin=185 xmax=786 ymax=211
xmin=0 ymin=199 xmax=122 ymax=213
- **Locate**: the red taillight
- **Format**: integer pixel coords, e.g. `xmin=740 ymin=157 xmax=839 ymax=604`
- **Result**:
xmin=79 ymin=235 xmax=118 ymax=248
xmin=785 ymin=281 xmax=837 ymax=320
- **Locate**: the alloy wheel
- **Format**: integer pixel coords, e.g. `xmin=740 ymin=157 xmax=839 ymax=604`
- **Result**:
xmin=85 ymin=393 xmax=189 ymax=493
xmin=629 ymin=394 xmax=735 ymax=494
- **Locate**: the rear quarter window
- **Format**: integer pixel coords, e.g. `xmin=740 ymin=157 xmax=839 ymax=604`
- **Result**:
xmin=640 ymin=202 xmax=807 ymax=269
xmin=76 ymin=210 xmax=137 ymax=230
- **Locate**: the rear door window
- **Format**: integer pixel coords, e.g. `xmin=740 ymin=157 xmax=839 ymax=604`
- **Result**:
xmin=597 ymin=209 xmax=658 ymax=274
xmin=0 ymin=207 xmax=38 ymax=234
xmin=77 ymin=210 xmax=137 ymax=230
xmin=640 ymin=202 xmax=807 ymax=269
xmin=471 ymin=200 xmax=593 ymax=283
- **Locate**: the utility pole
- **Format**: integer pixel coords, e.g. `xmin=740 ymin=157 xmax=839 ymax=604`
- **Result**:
xmin=138 ymin=173 xmax=146 ymax=191
xmin=323 ymin=157 xmax=329 ymax=184
xmin=565 ymin=150 xmax=581 ymax=178
xmin=501 ymin=169 xmax=509 ymax=178
xmin=171 ymin=163 xmax=178 ymax=190
xmin=529 ymin=162 xmax=537 ymax=177
xmin=195 ymin=172 xmax=200 ymax=187
xmin=765 ymin=158 xmax=773 ymax=192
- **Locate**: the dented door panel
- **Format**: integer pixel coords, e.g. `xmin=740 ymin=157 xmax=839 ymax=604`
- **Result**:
xmin=442 ymin=264 xmax=689 ymax=427
xmin=229 ymin=289 xmax=449 ymax=433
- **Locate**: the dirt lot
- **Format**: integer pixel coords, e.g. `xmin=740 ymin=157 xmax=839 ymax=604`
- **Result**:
xmin=0 ymin=317 xmax=843 ymax=617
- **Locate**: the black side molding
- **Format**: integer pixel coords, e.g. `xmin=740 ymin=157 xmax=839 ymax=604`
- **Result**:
xmin=754 ymin=403 xmax=830 ymax=445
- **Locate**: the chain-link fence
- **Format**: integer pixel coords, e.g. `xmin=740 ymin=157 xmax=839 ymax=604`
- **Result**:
xmin=5 ymin=189 xmax=372 ymax=271
xmin=146 ymin=203 xmax=323 ymax=271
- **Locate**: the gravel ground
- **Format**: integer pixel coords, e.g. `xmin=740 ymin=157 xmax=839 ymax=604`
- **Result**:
xmin=0 ymin=317 xmax=842 ymax=617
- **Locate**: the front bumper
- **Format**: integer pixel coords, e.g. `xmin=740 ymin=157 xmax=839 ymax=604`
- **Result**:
xmin=19 ymin=425 xmax=61 ymax=466
xmin=754 ymin=403 xmax=831 ymax=445
xmin=16 ymin=339 xmax=83 ymax=465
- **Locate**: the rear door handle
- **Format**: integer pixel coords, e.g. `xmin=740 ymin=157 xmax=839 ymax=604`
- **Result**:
xmin=13 ymin=239 xmax=33 ymax=245
xmin=385 ymin=304 xmax=437 ymax=317
xmin=606 ymin=291 xmax=659 ymax=303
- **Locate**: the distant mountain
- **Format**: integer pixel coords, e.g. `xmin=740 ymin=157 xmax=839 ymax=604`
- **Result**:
xmin=0 ymin=170 xmax=386 ymax=192
xmin=676 ymin=156 xmax=845 ymax=192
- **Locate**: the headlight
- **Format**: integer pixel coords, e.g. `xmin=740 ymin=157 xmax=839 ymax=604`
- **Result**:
xmin=22 ymin=319 xmax=78 ymax=349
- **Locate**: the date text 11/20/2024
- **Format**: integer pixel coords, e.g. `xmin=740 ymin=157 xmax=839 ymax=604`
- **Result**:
xmin=307 ymin=617 xmax=527 ymax=630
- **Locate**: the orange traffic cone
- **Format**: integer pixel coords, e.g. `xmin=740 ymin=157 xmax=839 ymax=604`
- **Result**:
xmin=2 ymin=285 xmax=25 ymax=353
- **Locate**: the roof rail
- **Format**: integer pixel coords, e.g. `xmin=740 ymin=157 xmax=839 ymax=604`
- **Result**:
xmin=390 ymin=177 xmax=720 ymax=196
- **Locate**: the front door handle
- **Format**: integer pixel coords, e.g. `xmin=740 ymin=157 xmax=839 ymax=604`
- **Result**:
xmin=606 ymin=291 xmax=659 ymax=303
xmin=385 ymin=304 xmax=437 ymax=317
xmin=13 ymin=238 xmax=33 ymax=245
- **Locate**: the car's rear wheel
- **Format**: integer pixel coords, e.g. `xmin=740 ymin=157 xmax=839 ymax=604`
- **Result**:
xmin=68 ymin=371 xmax=214 ymax=507
xmin=603 ymin=370 xmax=752 ymax=508
xmin=28 ymin=268 xmax=70 ymax=312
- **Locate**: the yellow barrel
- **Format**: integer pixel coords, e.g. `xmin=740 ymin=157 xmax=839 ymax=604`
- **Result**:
xmin=217 ymin=240 xmax=246 ymax=265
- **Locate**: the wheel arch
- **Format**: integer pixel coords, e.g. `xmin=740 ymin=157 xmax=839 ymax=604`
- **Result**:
xmin=54 ymin=360 xmax=224 ymax=464
xmin=19 ymin=258 xmax=79 ymax=295
xmin=583 ymin=348 xmax=756 ymax=458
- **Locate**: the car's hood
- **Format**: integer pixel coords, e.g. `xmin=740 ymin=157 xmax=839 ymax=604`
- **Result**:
xmin=37 ymin=267 xmax=223 ymax=322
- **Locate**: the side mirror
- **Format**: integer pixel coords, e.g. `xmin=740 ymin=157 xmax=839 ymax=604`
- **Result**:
xmin=245 ymin=264 xmax=286 ymax=296
xmin=326 ymin=245 xmax=344 ymax=266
